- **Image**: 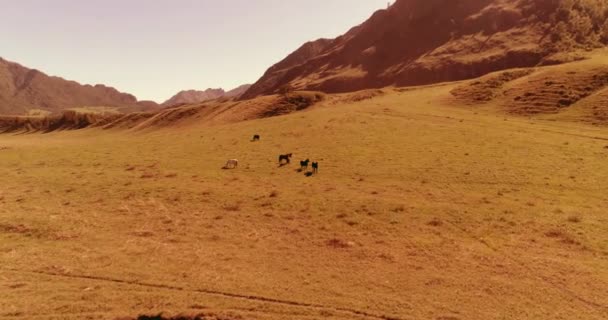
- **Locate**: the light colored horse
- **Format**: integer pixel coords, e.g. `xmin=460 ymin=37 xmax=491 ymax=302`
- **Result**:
xmin=224 ymin=159 xmax=239 ymax=169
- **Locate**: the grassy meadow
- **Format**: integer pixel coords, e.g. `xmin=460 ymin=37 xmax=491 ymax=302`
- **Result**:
xmin=0 ymin=83 xmax=607 ymax=319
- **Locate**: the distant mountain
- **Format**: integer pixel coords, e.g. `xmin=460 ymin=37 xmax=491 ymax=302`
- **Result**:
xmin=0 ymin=57 xmax=159 ymax=115
xmin=162 ymin=89 xmax=225 ymax=107
xmin=242 ymin=0 xmax=608 ymax=99
xmin=225 ymin=84 xmax=252 ymax=98
xmin=162 ymin=84 xmax=251 ymax=107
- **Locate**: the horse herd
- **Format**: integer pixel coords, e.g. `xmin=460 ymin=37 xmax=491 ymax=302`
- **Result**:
xmin=278 ymin=154 xmax=319 ymax=173
xmin=223 ymin=135 xmax=319 ymax=175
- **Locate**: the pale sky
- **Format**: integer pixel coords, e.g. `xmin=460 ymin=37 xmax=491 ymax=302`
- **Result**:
xmin=0 ymin=0 xmax=389 ymax=102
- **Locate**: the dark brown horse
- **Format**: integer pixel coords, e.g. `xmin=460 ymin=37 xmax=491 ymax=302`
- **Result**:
xmin=300 ymin=159 xmax=310 ymax=170
xmin=279 ymin=153 xmax=293 ymax=164
xmin=312 ymin=162 xmax=319 ymax=174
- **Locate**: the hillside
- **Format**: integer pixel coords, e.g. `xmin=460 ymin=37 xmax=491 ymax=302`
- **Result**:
xmin=0 ymin=57 xmax=159 ymax=115
xmin=162 ymin=84 xmax=251 ymax=107
xmin=4 ymin=50 xmax=608 ymax=134
xmin=449 ymin=50 xmax=608 ymax=124
xmin=242 ymin=0 xmax=608 ymax=99
xmin=0 ymin=90 xmax=327 ymax=133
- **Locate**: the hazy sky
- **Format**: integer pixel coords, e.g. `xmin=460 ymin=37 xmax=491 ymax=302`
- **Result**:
xmin=0 ymin=0 xmax=388 ymax=102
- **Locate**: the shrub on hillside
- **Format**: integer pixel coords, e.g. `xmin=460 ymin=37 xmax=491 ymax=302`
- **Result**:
xmin=545 ymin=0 xmax=608 ymax=50
xmin=283 ymin=91 xmax=325 ymax=111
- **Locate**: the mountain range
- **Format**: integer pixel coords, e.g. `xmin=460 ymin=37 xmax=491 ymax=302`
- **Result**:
xmin=1 ymin=0 xmax=607 ymax=114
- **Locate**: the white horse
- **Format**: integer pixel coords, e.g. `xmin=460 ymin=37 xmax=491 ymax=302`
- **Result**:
xmin=224 ymin=159 xmax=239 ymax=169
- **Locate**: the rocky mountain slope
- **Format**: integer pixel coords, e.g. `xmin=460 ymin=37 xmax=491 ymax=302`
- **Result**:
xmin=242 ymin=0 xmax=608 ymax=99
xmin=0 ymin=57 xmax=158 ymax=115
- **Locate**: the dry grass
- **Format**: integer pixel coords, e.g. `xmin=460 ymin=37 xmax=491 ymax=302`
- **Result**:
xmin=451 ymin=69 xmax=535 ymax=104
xmin=1 ymin=62 xmax=607 ymax=320
xmin=222 ymin=204 xmax=241 ymax=212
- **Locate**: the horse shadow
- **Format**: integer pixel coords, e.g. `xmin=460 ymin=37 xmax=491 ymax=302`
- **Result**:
xmin=305 ymin=171 xmax=314 ymax=177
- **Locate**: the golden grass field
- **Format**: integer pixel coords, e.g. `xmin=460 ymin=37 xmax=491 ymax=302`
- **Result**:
xmin=1 ymin=66 xmax=608 ymax=319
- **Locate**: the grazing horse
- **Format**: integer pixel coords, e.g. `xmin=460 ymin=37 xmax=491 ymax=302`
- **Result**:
xmin=279 ymin=153 xmax=293 ymax=164
xmin=300 ymin=159 xmax=310 ymax=170
xmin=224 ymin=159 xmax=239 ymax=169
xmin=252 ymin=134 xmax=260 ymax=141
xmin=312 ymin=162 xmax=319 ymax=174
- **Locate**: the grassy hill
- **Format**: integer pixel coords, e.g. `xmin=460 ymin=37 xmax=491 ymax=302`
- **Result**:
xmin=450 ymin=49 xmax=608 ymax=124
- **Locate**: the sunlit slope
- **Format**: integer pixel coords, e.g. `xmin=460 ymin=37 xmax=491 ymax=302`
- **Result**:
xmin=450 ymin=50 xmax=608 ymax=125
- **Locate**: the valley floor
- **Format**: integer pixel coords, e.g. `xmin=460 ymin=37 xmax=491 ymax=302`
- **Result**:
xmin=0 ymin=85 xmax=607 ymax=319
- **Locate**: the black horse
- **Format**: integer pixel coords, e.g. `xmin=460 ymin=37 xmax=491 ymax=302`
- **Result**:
xmin=312 ymin=162 xmax=319 ymax=174
xmin=252 ymin=134 xmax=260 ymax=141
xmin=300 ymin=159 xmax=310 ymax=170
xmin=279 ymin=153 xmax=293 ymax=164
